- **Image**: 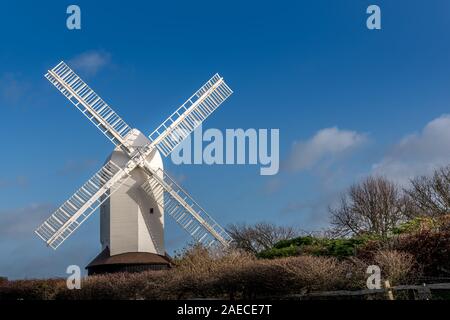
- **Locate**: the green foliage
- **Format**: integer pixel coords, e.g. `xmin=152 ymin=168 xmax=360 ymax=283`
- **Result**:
xmin=392 ymin=216 xmax=437 ymax=235
xmin=256 ymin=245 xmax=299 ymax=259
xmin=273 ymin=236 xmax=316 ymax=249
xmin=321 ymin=238 xmax=367 ymax=258
xmin=258 ymin=236 xmax=372 ymax=259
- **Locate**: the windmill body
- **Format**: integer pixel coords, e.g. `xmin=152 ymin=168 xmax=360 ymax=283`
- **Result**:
xmin=35 ymin=61 xmax=234 ymax=274
xmin=100 ymin=129 xmax=165 ymax=257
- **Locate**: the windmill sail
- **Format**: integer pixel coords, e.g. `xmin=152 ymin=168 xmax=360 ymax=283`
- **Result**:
xmin=148 ymin=74 xmax=233 ymax=157
xmin=141 ymin=167 xmax=233 ymax=247
xmin=45 ymin=61 xmax=133 ymax=147
xmin=35 ymin=161 xmax=131 ymax=249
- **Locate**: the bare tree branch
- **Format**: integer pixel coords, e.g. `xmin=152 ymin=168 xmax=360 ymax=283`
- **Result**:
xmin=406 ymin=166 xmax=450 ymax=217
xmin=329 ymin=176 xmax=405 ymax=238
xmin=226 ymin=223 xmax=298 ymax=254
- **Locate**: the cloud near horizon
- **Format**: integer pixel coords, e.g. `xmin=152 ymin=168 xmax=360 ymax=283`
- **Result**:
xmin=0 ymin=203 xmax=99 ymax=279
xmin=0 ymin=203 xmax=54 ymax=239
xmin=372 ymin=114 xmax=450 ymax=185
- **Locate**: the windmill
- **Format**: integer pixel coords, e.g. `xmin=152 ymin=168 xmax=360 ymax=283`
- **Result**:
xmin=35 ymin=61 xmax=234 ymax=274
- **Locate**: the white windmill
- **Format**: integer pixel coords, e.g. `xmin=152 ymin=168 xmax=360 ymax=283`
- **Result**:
xmin=35 ymin=61 xmax=234 ymax=274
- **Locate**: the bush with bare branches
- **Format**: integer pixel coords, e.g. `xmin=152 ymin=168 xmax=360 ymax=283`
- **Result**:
xmin=0 ymin=279 xmax=64 ymax=300
xmin=272 ymin=256 xmax=362 ymax=292
xmin=0 ymin=246 xmax=369 ymax=300
xmin=373 ymin=250 xmax=419 ymax=285
xmin=227 ymin=223 xmax=298 ymax=254
xmin=330 ymin=176 xmax=406 ymax=238
xmin=406 ymin=166 xmax=450 ymax=217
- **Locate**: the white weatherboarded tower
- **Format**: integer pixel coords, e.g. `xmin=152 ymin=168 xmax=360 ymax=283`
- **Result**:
xmin=35 ymin=61 xmax=234 ymax=274
xmin=101 ymin=130 xmax=165 ymax=256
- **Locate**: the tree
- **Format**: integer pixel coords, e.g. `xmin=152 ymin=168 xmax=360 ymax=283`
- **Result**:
xmin=406 ymin=166 xmax=450 ymax=217
xmin=330 ymin=176 xmax=406 ymax=238
xmin=226 ymin=223 xmax=297 ymax=254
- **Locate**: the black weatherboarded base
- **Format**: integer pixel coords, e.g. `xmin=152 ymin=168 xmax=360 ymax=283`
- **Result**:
xmin=86 ymin=247 xmax=171 ymax=275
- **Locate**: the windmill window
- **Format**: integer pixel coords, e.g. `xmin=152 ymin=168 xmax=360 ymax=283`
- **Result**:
xmin=150 ymin=208 xmax=154 ymax=214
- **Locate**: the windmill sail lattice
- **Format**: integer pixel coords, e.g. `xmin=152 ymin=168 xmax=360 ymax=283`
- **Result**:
xmin=149 ymin=73 xmax=233 ymax=157
xmin=35 ymin=161 xmax=130 ymax=249
xmin=141 ymin=168 xmax=233 ymax=247
xmin=36 ymin=60 xmax=234 ymax=251
xmin=45 ymin=62 xmax=133 ymax=147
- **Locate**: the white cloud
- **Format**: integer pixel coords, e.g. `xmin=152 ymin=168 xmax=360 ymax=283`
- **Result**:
xmin=373 ymin=114 xmax=450 ymax=184
xmin=285 ymin=127 xmax=367 ymax=172
xmin=69 ymin=50 xmax=111 ymax=76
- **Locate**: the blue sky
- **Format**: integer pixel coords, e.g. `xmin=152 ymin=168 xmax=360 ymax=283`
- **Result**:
xmin=2 ymin=0 xmax=450 ymax=279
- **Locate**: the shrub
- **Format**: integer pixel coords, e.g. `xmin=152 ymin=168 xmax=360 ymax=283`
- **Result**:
xmin=273 ymin=236 xmax=316 ymax=249
xmin=10 ymin=236 xmax=419 ymax=301
xmin=393 ymin=230 xmax=450 ymax=277
xmin=320 ymin=238 xmax=368 ymax=258
xmin=56 ymin=272 xmax=153 ymax=300
xmin=272 ymin=256 xmax=361 ymax=292
xmin=0 ymin=279 xmax=64 ymax=300
xmin=373 ymin=250 xmax=419 ymax=285
xmin=392 ymin=216 xmax=438 ymax=235
xmin=256 ymin=245 xmax=299 ymax=259
xmin=167 ymin=245 xmax=257 ymax=299
xmin=260 ymin=236 xmax=371 ymax=259
xmin=222 ymin=260 xmax=290 ymax=298
xmin=213 ymin=255 xmax=363 ymax=298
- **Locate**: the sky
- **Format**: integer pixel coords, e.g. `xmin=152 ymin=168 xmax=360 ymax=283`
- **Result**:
xmin=1 ymin=0 xmax=450 ymax=279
